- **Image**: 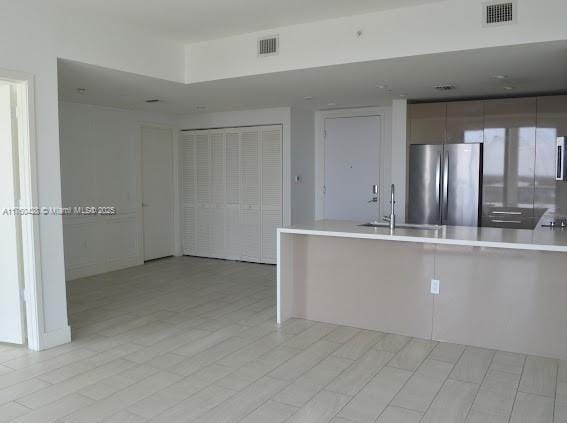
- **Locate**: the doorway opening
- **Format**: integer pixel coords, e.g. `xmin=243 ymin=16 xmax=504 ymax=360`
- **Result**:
xmin=0 ymin=71 xmax=43 ymax=350
xmin=141 ymin=126 xmax=175 ymax=262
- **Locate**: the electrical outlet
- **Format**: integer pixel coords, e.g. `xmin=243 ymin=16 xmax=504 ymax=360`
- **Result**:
xmin=430 ymin=279 xmax=440 ymax=295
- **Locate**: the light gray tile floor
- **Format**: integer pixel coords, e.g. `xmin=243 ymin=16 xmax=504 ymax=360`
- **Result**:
xmin=0 ymin=256 xmax=564 ymax=422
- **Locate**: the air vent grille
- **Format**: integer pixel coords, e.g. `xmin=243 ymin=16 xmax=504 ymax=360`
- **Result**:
xmin=484 ymin=1 xmax=515 ymax=26
xmin=258 ymin=36 xmax=278 ymax=56
xmin=433 ymin=85 xmax=456 ymax=91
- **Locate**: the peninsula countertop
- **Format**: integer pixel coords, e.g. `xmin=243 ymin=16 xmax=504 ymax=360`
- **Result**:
xmin=278 ymin=219 xmax=567 ymax=253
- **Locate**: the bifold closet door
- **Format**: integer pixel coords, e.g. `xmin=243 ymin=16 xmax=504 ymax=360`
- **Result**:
xmin=260 ymin=126 xmax=283 ymax=263
xmin=181 ymin=132 xmax=196 ymax=255
xmin=225 ymin=129 xmax=241 ymax=260
xmin=239 ymin=128 xmax=261 ymax=262
xmin=210 ymin=130 xmax=226 ymax=258
xmin=181 ymin=126 xmax=282 ymax=264
xmin=195 ymin=130 xmax=212 ymax=257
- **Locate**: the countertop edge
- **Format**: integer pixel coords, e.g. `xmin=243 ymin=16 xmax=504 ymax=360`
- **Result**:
xmin=277 ymin=227 xmax=567 ymax=253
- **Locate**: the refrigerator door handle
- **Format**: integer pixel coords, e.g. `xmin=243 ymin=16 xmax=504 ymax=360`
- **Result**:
xmin=436 ymin=153 xmax=442 ymax=213
xmin=442 ymin=150 xmax=449 ymax=222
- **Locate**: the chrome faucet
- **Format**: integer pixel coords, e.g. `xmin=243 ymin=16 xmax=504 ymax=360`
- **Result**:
xmin=382 ymin=184 xmax=396 ymax=231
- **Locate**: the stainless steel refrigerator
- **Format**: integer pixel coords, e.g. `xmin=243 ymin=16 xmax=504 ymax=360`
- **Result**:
xmin=407 ymin=144 xmax=482 ymax=226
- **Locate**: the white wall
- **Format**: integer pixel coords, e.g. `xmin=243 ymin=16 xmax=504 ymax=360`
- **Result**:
xmin=59 ymin=102 xmax=180 ymax=280
xmin=290 ymin=108 xmax=315 ymax=223
xmin=391 ymin=100 xmax=408 ymax=222
xmin=186 ymin=0 xmax=567 ymax=82
xmin=179 ymin=107 xmax=294 ymax=225
xmin=0 ymin=2 xmax=184 ymax=346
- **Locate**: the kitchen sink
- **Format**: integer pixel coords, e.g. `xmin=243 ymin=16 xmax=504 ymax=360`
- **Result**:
xmin=359 ymin=222 xmax=442 ymax=230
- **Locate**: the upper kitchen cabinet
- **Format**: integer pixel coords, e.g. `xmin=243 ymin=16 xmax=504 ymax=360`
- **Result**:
xmin=482 ymin=97 xmax=537 ymax=228
xmin=536 ymin=95 xmax=567 ymax=215
xmin=408 ymin=103 xmax=446 ymax=145
xmin=446 ymin=101 xmax=484 ymax=144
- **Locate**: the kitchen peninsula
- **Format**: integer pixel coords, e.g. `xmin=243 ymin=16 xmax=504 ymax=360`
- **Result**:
xmin=277 ymin=220 xmax=567 ymax=359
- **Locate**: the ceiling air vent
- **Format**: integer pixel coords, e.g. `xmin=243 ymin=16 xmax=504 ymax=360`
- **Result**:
xmin=483 ymin=1 xmax=515 ymax=26
xmin=258 ymin=36 xmax=279 ymax=56
xmin=433 ymin=85 xmax=456 ymax=91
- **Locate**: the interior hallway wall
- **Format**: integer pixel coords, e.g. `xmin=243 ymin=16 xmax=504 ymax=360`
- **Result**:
xmin=59 ymin=102 xmax=180 ymax=280
xmin=290 ymin=108 xmax=315 ymax=223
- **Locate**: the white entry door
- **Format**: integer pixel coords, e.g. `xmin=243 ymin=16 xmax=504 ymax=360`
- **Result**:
xmin=324 ymin=115 xmax=381 ymax=222
xmin=0 ymin=83 xmax=25 ymax=344
xmin=142 ymin=127 xmax=174 ymax=261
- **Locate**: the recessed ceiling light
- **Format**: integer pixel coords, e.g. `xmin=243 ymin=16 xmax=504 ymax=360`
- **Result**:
xmin=503 ymin=86 xmax=515 ymax=91
xmin=303 ymin=96 xmax=313 ymax=100
xmin=195 ymin=105 xmax=207 ymax=110
xmin=145 ymin=99 xmax=161 ymax=103
xmin=493 ymin=75 xmax=509 ymax=80
xmin=76 ymin=88 xmax=86 ymax=94
xmin=327 ymin=102 xmax=337 ymax=106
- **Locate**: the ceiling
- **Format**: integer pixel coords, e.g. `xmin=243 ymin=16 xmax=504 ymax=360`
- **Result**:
xmin=58 ymin=41 xmax=567 ymax=117
xmin=29 ymin=0 xmax=442 ymax=43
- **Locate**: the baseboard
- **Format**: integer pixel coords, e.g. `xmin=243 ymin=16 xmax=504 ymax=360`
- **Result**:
xmin=65 ymin=256 xmax=142 ymax=280
xmin=38 ymin=326 xmax=71 ymax=351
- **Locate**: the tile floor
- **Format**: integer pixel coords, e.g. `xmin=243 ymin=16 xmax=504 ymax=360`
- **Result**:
xmin=0 ymin=256 xmax=566 ymax=422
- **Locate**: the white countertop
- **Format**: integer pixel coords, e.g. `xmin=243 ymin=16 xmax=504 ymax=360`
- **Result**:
xmin=278 ymin=220 xmax=567 ymax=253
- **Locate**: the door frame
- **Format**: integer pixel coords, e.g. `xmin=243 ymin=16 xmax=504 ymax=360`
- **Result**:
xmin=315 ymin=107 xmax=392 ymax=220
xmin=139 ymin=124 xmax=179 ymax=260
xmin=0 ymin=69 xmax=43 ymax=350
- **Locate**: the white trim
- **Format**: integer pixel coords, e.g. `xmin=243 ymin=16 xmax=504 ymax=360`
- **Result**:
xmin=0 ymin=69 xmax=45 ymax=351
xmin=315 ymin=107 xmax=392 ymax=220
xmin=65 ymin=256 xmax=141 ymax=280
xmin=39 ymin=326 xmax=72 ymax=351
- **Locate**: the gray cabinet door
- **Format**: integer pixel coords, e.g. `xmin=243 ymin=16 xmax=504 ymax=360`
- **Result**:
xmin=536 ymin=95 xmax=567 ymax=216
xmin=408 ymin=103 xmax=447 ymax=145
xmin=482 ymin=98 xmax=537 ymax=228
xmin=443 ymin=144 xmax=482 ymax=227
xmin=446 ymin=100 xmax=484 ymax=144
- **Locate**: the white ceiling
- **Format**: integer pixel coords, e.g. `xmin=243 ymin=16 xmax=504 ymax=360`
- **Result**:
xmin=58 ymin=41 xmax=567 ymax=116
xmin=30 ymin=0 xmax=442 ymax=43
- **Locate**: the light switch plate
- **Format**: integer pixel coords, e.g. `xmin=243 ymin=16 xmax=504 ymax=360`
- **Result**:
xmin=431 ymin=279 xmax=440 ymax=295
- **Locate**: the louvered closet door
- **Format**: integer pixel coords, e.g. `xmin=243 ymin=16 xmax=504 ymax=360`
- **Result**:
xmin=239 ymin=128 xmax=261 ymax=262
xmin=182 ymin=126 xmax=282 ymax=264
xmin=225 ymin=129 xmax=241 ymax=260
xmin=260 ymin=125 xmax=283 ymax=263
xmin=181 ymin=132 xmax=196 ymax=254
xmin=195 ymin=130 xmax=212 ymax=257
xmin=209 ymin=130 xmax=225 ymax=258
